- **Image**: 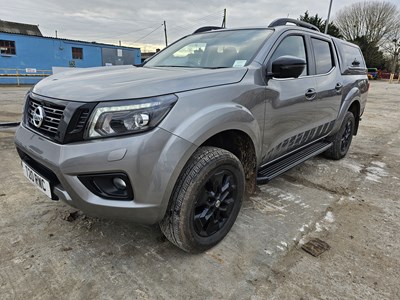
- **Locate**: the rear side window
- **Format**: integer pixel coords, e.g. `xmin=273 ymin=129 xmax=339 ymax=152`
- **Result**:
xmin=271 ymin=35 xmax=308 ymax=76
xmin=341 ymin=43 xmax=365 ymax=68
xmin=311 ymin=38 xmax=334 ymax=74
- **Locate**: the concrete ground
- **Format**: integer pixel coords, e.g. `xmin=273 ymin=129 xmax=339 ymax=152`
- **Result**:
xmin=0 ymin=81 xmax=399 ymax=299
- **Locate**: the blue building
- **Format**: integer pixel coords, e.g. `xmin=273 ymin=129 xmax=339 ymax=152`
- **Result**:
xmin=0 ymin=20 xmax=141 ymax=84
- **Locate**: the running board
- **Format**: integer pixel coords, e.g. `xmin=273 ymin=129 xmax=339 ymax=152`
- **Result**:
xmin=257 ymin=141 xmax=332 ymax=185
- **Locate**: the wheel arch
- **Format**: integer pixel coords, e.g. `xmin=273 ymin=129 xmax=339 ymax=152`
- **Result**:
xmin=161 ymin=103 xmax=262 ymax=195
xmin=200 ymin=129 xmax=258 ymax=194
xmin=347 ymin=100 xmax=361 ymax=135
xmin=158 ymin=105 xmax=261 ymax=221
xmin=331 ymin=87 xmax=362 ymax=136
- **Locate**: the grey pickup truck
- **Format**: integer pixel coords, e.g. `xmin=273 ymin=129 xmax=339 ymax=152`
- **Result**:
xmin=15 ymin=18 xmax=368 ymax=252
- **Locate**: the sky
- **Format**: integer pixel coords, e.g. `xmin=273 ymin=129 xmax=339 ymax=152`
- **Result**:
xmin=1 ymin=0 xmax=399 ymax=52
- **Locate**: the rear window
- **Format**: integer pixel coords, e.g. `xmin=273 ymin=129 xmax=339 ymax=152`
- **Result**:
xmin=340 ymin=43 xmax=365 ymax=69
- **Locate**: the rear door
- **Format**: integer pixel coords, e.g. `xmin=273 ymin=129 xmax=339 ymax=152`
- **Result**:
xmin=309 ymin=35 xmax=342 ymax=129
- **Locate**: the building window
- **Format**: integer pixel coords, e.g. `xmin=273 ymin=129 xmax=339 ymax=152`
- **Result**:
xmin=0 ymin=40 xmax=16 ymax=55
xmin=72 ymin=47 xmax=83 ymax=59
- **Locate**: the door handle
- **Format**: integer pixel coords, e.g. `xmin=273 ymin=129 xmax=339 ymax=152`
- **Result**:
xmin=335 ymin=83 xmax=343 ymax=92
xmin=305 ymin=88 xmax=317 ymax=100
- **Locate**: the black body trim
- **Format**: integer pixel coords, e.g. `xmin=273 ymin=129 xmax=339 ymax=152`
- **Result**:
xmin=257 ymin=141 xmax=332 ymax=184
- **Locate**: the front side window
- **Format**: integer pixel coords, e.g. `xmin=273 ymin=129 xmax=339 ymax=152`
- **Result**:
xmin=312 ymin=38 xmax=334 ymax=74
xmin=271 ymin=35 xmax=308 ymax=76
xmin=145 ymin=29 xmax=273 ymax=68
xmin=72 ymin=47 xmax=83 ymax=59
xmin=0 ymin=40 xmax=16 ymax=55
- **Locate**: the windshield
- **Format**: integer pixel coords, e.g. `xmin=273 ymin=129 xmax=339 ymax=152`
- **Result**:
xmin=144 ymin=29 xmax=272 ymax=69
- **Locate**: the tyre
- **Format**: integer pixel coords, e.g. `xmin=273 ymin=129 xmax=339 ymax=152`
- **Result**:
xmin=160 ymin=146 xmax=245 ymax=252
xmin=324 ymin=111 xmax=355 ymax=160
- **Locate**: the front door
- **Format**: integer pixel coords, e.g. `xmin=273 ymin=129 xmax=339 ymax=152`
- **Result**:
xmin=262 ymin=33 xmax=319 ymax=163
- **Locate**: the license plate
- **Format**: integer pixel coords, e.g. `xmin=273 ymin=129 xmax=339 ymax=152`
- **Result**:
xmin=22 ymin=161 xmax=52 ymax=198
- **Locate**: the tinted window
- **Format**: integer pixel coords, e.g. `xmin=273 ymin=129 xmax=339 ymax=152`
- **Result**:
xmin=271 ymin=35 xmax=307 ymax=76
xmin=311 ymin=38 xmax=334 ymax=74
xmin=341 ymin=43 xmax=365 ymax=68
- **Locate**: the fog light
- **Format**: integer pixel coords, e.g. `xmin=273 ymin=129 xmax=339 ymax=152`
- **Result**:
xmin=113 ymin=177 xmax=127 ymax=190
xmin=78 ymin=172 xmax=133 ymax=200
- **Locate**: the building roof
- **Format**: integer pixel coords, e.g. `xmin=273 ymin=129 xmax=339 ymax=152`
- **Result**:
xmin=0 ymin=30 xmax=140 ymax=50
xmin=0 ymin=20 xmax=42 ymax=36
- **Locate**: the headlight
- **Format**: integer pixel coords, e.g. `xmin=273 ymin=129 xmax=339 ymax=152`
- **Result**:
xmin=86 ymin=94 xmax=177 ymax=139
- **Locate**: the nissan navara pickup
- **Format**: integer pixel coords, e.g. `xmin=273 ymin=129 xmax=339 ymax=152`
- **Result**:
xmin=15 ymin=18 xmax=369 ymax=252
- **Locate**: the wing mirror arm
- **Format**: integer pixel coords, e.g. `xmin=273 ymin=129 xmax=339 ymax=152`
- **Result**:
xmin=266 ymin=71 xmax=274 ymax=79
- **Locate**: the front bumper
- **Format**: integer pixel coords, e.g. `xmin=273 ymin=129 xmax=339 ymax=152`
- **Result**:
xmin=14 ymin=124 xmax=196 ymax=224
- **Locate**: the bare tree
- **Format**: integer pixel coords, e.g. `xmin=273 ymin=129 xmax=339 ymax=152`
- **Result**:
xmin=382 ymin=26 xmax=400 ymax=73
xmin=335 ymin=1 xmax=399 ymax=46
xmin=335 ymin=1 xmax=400 ymax=69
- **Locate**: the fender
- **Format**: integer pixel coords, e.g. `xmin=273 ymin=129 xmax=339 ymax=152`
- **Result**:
xmin=330 ymin=86 xmax=361 ymax=135
xmin=162 ymin=103 xmax=262 ymax=165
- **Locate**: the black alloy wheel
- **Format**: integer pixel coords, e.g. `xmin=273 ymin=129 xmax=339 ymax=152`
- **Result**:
xmin=340 ymin=119 xmax=353 ymax=154
xmin=324 ymin=111 xmax=355 ymax=160
xmin=159 ymin=147 xmax=245 ymax=252
xmin=194 ymin=169 xmax=238 ymax=237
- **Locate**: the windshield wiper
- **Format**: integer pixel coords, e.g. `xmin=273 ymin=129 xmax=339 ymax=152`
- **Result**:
xmin=154 ymin=65 xmax=198 ymax=68
xmin=202 ymin=66 xmax=229 ymax=69
xmin=148 ymin=65 xmax=229 ymax=69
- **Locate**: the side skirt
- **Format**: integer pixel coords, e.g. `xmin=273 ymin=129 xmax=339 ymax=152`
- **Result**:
xmin=257 ymin=141 xmax=332 ymax=185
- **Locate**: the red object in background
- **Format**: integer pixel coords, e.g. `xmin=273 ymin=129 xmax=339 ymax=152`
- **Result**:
xmin=380 ymin=72 xmax=399 ymax=79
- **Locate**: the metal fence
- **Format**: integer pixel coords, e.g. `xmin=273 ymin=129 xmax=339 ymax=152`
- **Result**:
xmin=0 ymin=68 xmax=52 ymax=85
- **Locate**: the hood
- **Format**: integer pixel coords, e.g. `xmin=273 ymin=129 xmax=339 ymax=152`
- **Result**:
xmin=33 ymin=65 xmax=248 ymax=102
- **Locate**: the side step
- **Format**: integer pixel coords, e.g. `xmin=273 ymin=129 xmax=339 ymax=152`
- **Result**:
xmin=257 ymin=141 xmax=332 ymax=185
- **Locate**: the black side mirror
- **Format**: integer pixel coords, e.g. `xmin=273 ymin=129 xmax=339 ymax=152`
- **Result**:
xmin=270 ymin=55 xmax=306 ymax=79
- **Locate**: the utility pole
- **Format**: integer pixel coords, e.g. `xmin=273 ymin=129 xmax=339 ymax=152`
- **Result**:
xmin=163 ymin=20 xmax=168 ymax=47
xmin=221 ymin=8 xmax=226 ymax=28
xmin=55 ymin=30 xmax=57 ymax=38
xmin=324 ymin=0 xmax=333 ymax=34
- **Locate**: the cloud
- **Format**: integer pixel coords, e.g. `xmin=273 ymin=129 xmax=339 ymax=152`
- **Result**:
xmin=1 ymin=0 xmax=399 ymax=51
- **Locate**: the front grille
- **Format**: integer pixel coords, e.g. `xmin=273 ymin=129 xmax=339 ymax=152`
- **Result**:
xmin=73 ymin=110 xmax=90 ymax=133
xmin=24 ymin=93 xmax=97 ymax=143
xmin=27 ymin=97 xmax=65 ymax=138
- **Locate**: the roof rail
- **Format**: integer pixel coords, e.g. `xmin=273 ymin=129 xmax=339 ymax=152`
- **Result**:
xmin=193 ymin=26 xmax=224 ymax=34
xmin=268 ymin=18 xmax=320 ymax=32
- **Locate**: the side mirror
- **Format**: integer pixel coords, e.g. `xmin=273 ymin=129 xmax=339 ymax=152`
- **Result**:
xmin=270 ymin=55 xmax=306 ymax=79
